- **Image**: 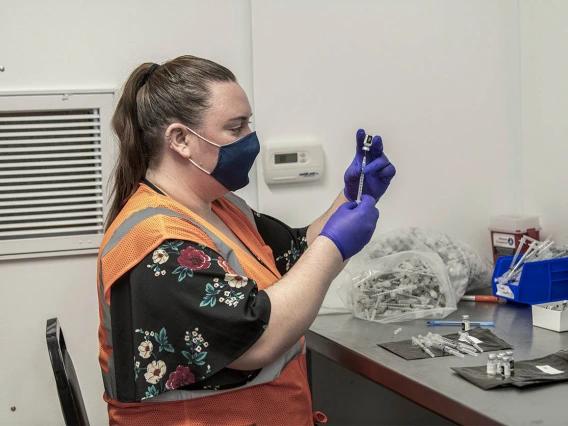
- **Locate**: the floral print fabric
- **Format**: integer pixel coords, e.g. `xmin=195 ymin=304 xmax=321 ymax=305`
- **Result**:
xmin=120 ymin=242 xmax=270 ymax=401
xmin=251 ymin=210 xmax=309 ymax=274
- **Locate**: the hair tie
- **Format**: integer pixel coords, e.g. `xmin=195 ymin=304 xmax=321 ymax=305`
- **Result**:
xmin=141 ymin=63 xmax=160 ymax=86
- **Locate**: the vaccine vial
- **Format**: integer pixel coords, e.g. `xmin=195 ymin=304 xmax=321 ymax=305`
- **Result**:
xmin=503 ymin=357 xmax=511 ymax=377
xmin=487 ymin=354 xmax=497 ymax=376
xmin=462 ymin=315 xmax=470 ymax=332
xmin=497 ymin=354 xmax=505 ymax=375
xmin=506 ymin=350 xmax=514 ymax=373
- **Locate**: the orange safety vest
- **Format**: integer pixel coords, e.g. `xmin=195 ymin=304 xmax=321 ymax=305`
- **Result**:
xmin=97 ymin=184 xmax=326 ymax=425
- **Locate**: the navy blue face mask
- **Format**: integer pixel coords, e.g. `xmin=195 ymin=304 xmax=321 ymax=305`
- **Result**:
xmin=185 ymin=127 xmax=260 ymax=192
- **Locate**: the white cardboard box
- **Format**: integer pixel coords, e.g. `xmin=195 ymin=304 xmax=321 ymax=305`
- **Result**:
xmin=532 ymin=302 xmax=568 ymax=332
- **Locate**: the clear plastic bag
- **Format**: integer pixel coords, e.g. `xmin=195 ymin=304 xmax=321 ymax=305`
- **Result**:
xmin=356 ymin=228 xmax=493 ymax=300
xmin=410 ymin=228 xmax=493 ymax=298
xmin=319 ymin=272 xmax=351 ymax=315
xmin=339 ymin=250 xmax=457 ymax=323
xmin=329 ymin=228 xmax=493 ymax=322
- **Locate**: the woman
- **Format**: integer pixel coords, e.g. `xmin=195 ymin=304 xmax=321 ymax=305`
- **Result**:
xmin=97 ymin=55 xmax=395 ymax=425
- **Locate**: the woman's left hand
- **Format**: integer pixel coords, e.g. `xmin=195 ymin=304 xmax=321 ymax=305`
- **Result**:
xmin=343 ymin=128 xmax=396 ymax=203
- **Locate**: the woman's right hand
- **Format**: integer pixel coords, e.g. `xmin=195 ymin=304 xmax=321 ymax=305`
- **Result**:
xmin=319 ymin=194 xmax=379 ymax=261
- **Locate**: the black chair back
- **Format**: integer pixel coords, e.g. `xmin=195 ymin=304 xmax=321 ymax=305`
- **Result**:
xmin=46 ymin=318 xmax=90 ymax=426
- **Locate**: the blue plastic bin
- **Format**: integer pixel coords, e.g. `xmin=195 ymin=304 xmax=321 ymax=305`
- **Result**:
xmin=492 ymin=255 xmax=568 ymax=304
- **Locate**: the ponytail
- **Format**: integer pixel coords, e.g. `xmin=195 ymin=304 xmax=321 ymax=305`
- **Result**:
xmin=106 ymin=63 xmax=154 ymax=229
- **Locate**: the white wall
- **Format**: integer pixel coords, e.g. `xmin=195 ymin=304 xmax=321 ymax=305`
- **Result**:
xmin=252 ymin=0 xmax=522 ymax=260
xmin=0 ymin=1 xmax=253 ymax=425
xmin=520 ymin=0 xmax=568 ymax=243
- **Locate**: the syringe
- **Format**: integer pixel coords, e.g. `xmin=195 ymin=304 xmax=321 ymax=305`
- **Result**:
xmin=420 ymin=335 xmax=465 ymax=358
xmin=459 ymin=332 xmax=484 ymax=353
xmin=428 ymin=333 xmax=478 ymax=357
xmin=356 ymin=135 xmax=373 ymax=204
xmin=411 ymin=336 xmax=435 ymax=358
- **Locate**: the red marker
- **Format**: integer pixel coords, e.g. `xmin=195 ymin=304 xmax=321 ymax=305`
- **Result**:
xmin=461 ymin=295 xmax=500 ymax=303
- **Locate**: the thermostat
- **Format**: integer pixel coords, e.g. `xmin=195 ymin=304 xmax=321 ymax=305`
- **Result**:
xmin=263 ymin=140 xmax=324 ymax=185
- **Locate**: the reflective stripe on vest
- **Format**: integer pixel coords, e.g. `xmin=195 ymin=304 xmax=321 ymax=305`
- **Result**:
xmin=145 ymin=339 xmax=306 ymax=403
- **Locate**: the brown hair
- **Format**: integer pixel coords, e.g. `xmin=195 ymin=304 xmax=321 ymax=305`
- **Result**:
xmin=106 ymin=55 xmax=236 ymax=229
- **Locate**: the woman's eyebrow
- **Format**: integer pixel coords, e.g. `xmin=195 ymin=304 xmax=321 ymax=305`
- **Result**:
xmin=226 ymin=113 xmax=253 ymax=123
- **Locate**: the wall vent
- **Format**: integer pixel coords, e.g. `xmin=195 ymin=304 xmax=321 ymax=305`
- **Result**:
xmin=0 ymin=92 xmax=115 ymax=259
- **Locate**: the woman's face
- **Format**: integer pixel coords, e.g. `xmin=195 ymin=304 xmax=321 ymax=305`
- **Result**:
xmin=189 ymin=81 xmax=253 ymax=173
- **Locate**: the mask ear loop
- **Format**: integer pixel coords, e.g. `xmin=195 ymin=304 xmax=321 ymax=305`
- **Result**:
xmin=185 ymin=125 xmax=251 ymax=148
xmin=166 ymin=128 xmax=214 ymax=176
xmin=181 ymin=127 xmax=221 ymax=176
xmin=184 ymin=126 xmax=221 ymax=148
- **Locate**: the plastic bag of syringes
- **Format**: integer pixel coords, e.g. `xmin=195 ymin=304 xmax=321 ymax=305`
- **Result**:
xmin=335 ymin=228 xmax=493 ymax=323
xmin=338 ymin=250 xmax=457 ymax=323
xmin=368 ymin=228 xmax=494 ymax=299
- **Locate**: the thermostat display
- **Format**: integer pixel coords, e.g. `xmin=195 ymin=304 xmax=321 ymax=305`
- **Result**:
xmin=263 ymin=140 xmax=324 ymax=185
xmin=275 ymin=153 xmax=298 ymax=164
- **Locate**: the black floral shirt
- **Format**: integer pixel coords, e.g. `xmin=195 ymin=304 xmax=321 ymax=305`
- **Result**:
xmin=110 ymin=182 xmax=309 ymax=402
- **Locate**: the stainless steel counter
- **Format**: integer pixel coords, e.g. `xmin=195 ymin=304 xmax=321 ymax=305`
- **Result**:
xmin=307 ymin=301 xmax=568 ymax=425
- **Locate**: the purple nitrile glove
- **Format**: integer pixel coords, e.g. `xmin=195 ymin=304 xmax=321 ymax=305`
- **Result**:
xmin=344 ymin=128 xmax=396 ymax=203
xmin=319 ymin=195 xmax=379 ymax=261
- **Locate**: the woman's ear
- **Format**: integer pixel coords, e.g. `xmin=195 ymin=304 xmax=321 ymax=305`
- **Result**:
xmin=166 ymin=123 xmax=192 ymax=159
